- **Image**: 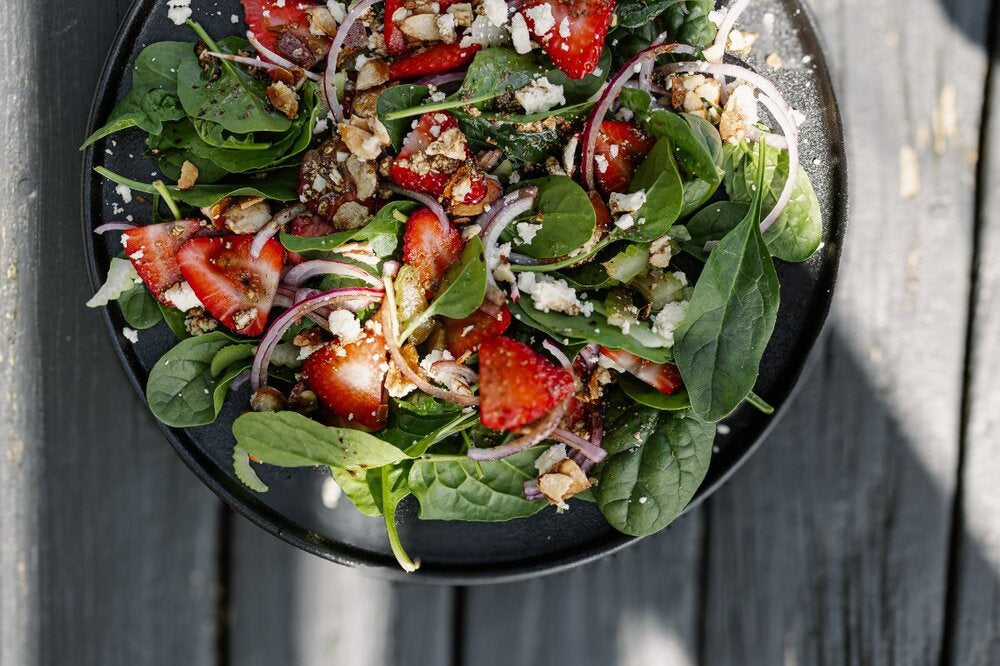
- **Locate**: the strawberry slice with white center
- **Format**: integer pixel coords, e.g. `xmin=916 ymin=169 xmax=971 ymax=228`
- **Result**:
xmin=241 ymin=0 xmax=330 ymax=68
xmin=302 ymin=328 xmax=389 ymax=431
xmin=594 ymin=120 xmax=655 ymax=193
xmin=517 ymin=0 xmax=616 ymax=79
xmin=600 ymin=347 xmax=684 ymax=395
xmin=176 ymin=235 xmax=285 ymax=337
xmin=121 ymin=219 xmax=204 ymax=306
xmin=402 ymin=206 xmax=464 ymax=294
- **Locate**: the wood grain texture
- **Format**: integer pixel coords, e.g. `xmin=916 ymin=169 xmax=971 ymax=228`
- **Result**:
xmin=701 ymin=0 xmax=989 ymax=663
xmin=1 ymin=2 xmax=226 ymax=664
xmin=227 ymin=513 xmax=455 ymax=666
xmin=461 ymin=514 xmax=704 ymax=666
xmin=949 ymin=7 xmax=1000 ymax=663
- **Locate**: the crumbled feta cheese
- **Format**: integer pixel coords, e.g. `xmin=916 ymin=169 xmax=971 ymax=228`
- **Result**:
xmin=523 ymin=3 xmax=555 ymax=37
xmin=517 ymin=272 xmax=593 ymax=316
xmin=460 ymin=13 xmax=507 ymax=48
xmin=327 ymin=310 xmax=363 ymax=344
xmin=321 ymin=476 xmax=342 ymax=509
xmin=562 ymin=135 xmax=578 ymax=175
xmin=648 ymin=235 xmax=674 ymax=268
xmin=558 ymin=16 xmax=570 ymax=38
xmin=122 ymin=327 xmax=139 ymax=343
xmin=719 ymin=83 xmax=759 ymax=143
xmin=231 ymin=14 xmax=240 ymax=24
xmin=166 ymin=0 xmax=192 ymax=26
xmin=484 ymin=0 xmax=509 ymax=26
xmin=651 ymin=300 xmax=689 ymax=346
xmin=514 ymin=76 xmax=565 ymax=114
xmin=510 ymin=12 xmax=533 ymax=54
xmin=614 ymin=213 xmax=635 ymax=230
xmin=327 ymin=0 xmax=347 ymax=23
xmin=461 ymin=223 xmax=482 ymax=240
xmin=534 ymin=444 xmax=568 ymax=474
xmin=436 ymin=13 xmax=457 ymax=42
xmin=232 ymin=308 xmax=259 ymax=331
xmin=609 ymin=190 xmax=646 ymax=215
xmin=594 ymin=154 xmax=609 ymax=173
xmin=516 ymin=221 xmax=542 ymax=245
xmin=493 ymin=242 xmax=515 ymax=285
xmin=163 ymin=281 xmax=204 ymax=312
xmin=115 ymin=184 xmax=133 ymax=204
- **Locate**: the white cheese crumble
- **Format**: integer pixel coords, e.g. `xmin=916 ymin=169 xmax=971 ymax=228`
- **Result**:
xmin=327 ymin=310 xmax=363 ymax=344
xmin=558 ymin=16 xmax=570 ymax=38
xmin=523 ymin=4 xmax=555 ymax=37
xmin=321 ymin=476 xmax=342 ymax=509
xmin=614 ymin=213 xmax=634 ymax=230
xmin=122 ymin=327 xmax=139 ymax=343
xmin=594 ymin=154 xmax=609 ymax=173
xmin=562 ymin=135 xmax=579 ymax=175
xmin=163 ymin=281 xmax=203 ymax=312
xmin=515 ymin=221 xmax=542 ymax=245
xmin=514 ymin=76 xmax=565 ymax=114
xmin=510 ymin=12 xmax=533 ymax=54
xmin=719 ymin=83 xmax=759 ymax=143
xmin=651 ymin=301 xmax=689 ymax=346
xmin=517 ymin=272 xmax=593 ymax=316
xmin=483 ymin=0 xmax=510 ymax=27
xmin=609 ymin=190 xmax=646 ymax=215
xmin=166 ymin=0 xmax=192 ymax=26
xmin=327 ymin=0 xmax=347 ymax=23
xmin=115 ymin=184 xmax=133 ymax=204
xmin=534 ymin=443 xmax=568 ymax=474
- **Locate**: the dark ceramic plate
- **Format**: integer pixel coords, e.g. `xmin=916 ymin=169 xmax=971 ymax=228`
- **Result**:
xmin=83 ymin=0 xmax=847 ymax=584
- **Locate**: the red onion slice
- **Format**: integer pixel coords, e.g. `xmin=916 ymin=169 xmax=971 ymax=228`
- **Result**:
xmin=429 ymin=360 xmax=479 ymax=385
xmin=480 ymin=187 xmax=538 ymax=305
xmin=383 ymin=184 xmax=451 ymax=235
xmin=250 ymin=287 xmax=384 ymax=392
xmin=283 ymin=259 xmax=384 ymax=289
xmin=541 ymin=339 xmax=572 ymax=371
xmin=581 ymin=43 xmax=696 ymax=191
xmin=245 ymin=30 xmax=297 ymax=70
xmin=467 ymin=397 xmax=571 ymax=462
xmin=205 ymin=50 xmax=322 ymax=82
xmin=708 ymin=0 xmax=753 ymax=63
xmin=251 ymin=203 xmax=306 ymax=259
xmin=638 ymin=31 xmax=669 ymax=92
xmin=551 ymin=428 xmax=607 ymax=463
xmin=523 ymin=479 xmax=544 ymax=500
xmin=94 ymin=222 xmax=137 ymax=234
xmin=325 ymin=0 xmax=381 ymax=122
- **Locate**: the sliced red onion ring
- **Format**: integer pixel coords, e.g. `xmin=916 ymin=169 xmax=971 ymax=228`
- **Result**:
xmin=384 ymin=184 xmax=450 ymax=235
xmin=429 ymin=360 xmax=478 ymax=385
xmin=250 ymin=287 xmax=384 ymax=392
xmin=325 ymin=0 xmax=382 ymax=122
xmin=230 ymin=369 xmax=252 ymax=393
xmin=283 ymin=259 xmax=384 ymax=289
xmin=659 ymin=61 xmax=800 ymax=232
xmin=551 ymin=428 xmax=607 ymax=463
xmin=638 ymin=31 xmax=669 ymax=92
xmin=381 ymin=266 xmax=479 ymax=406
xmin=581 ymin=43 xmax=696 ymax=191
xmin=245 ymin=30 xmax=296 ymax=70
xmin=523 ymin=479 xmax=544 ymax=500
xmin=578 ymin=411 xmax=605 ymax=474
xmin=481 ymin=187 xmax=538 ymax=305
xmin=94 ymin=222 xmax=137 ymax=234
xmin=416 ymin=71 xmax=467 ymax=87
xmin=205 ymin=50 xmax=322 ymax=82
xmin=467 ymin=397 xmax=571 ymax=462
xmin=251 ymin=203 xmax=306 ymax=259
xmin=745 ymin=126 xmax=790 ymax=150
xmin=708 ymin=0 xmax=753 ymax=63
xmin=541 ymin=339 xmax=572 ymax=371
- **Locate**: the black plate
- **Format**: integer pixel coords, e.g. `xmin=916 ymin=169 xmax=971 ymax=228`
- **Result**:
xmin=83 ymin=0 xmax=847 ymax=584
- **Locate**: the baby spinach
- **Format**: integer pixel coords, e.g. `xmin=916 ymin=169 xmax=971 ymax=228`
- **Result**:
xmin=513 ymin=176 xmax=595 ymax=259
xmin=616 ymin=0 xmax=682 ymax=28
xmin=455 ymin=102 xmax=593 ymax=168
xmin=399 ymin=237 xmax=487 ymax=342
xmin=118 ymin=283 xmax=163 ymax=330
xmin=620 ymin=374 xmax=691 ymax=411
xmin=594 ymin=406 xmax=715 ymax=536
xmin=625 ymin=138 xmax=684 ymax=240
xmin=279 ymin=200 xmax=413 ymax=258
xmin=380 ymin=394 xmax=467 ymax=451
xmin=146 ymin=332 xmax=246 ymax=427
xmin=684 ymin=200 xmax=751 ymax=259
xmin=646 ymin=111 xmax=724 ymax=217
xmin=210 ymin=344 xmax=256 ymax=377
xmin=233 ymin=446 xmax=269 ymax=493
xmin=158 ymin=303 xmax=191 ymax=340
xmin=408 ymin=447 xmax=546 ymax=521
xmin=95 ymin=166 xmax=300 ymax=207
xmin=661 ymin=0 xmax=717 ymax=48
xmin=232 ymin=411 xmax=412 ymax=470
xmin=328 ymin=466 xmax=382 ymax=517
xmin=377 ymin=84 xmax=431 ymax=148
xmin=381 ymin=463 xmax=420 ymax=571
xmin=673 ymin=144 xmax=780 ymax=422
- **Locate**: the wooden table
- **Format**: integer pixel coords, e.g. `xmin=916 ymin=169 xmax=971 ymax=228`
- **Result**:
xmin=3 ymin=0 xmax=999 ymax=663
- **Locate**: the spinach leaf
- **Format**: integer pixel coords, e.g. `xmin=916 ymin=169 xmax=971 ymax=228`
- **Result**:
xmin=279 ymin=200 xmax=412 ymax=258
xmin=541 ymin=48 xmax=611 ymax=102
xmin=647 ymin=111 xmax=724 ymax=217
xmin=661 ymin=0 xmax=717 ymax=48
xmin=408 ymin=447 xmax=547 ymax=521
xmin=146 ymin=332 xmax=244 ymax=427
xmin=399 ymin=237 xmax=487 ymax=342
xmin=625 ymin=138 xmax=684 ymax=240
xmin=329 ymin=466 xmax=382 ymax=516
xmin=455 ymin=102 xmax=593 ymax=167
xmin=673 ymin=145 xmax=780 ymax=422
xmin=377 ymin=84 xmax=431 ymax=148
xmin=594 ymin=407 xmax=715 ymax=536
xmin=380 ymin=463 xmax=420 ymax=571
xmin=210 ymin=344 xmax=256 ymax=377
xmin=232 ymin=411 xmax=412 ymax=470
xmin=233 ymin=445 xmax=269 ymax=493
xmin=619 ymin=87 xmax=653 ymax=118
xmin=158 ymin=302 xmax=192 ymax=340
xmin=514 ymin=176 xmax=595 ymax=259
xmin=95 ymin=166 xmax=301 ymax=207
xmin=510 ymin=298 xmax=674 ymax=363
xmin=119 ymin=283 xmax=163 ymax=330
xmin=380 ymin=394 xmax=466 ymax=450
xmin=616 ymin=0 xmax=682 ymax=28
xmin=684 ymin=200 xmax=750 ymax=259
xmin=619 ymin=374 xmax=691 ymax=411
xmin=82 ymin=42 xmax=193 ymax=147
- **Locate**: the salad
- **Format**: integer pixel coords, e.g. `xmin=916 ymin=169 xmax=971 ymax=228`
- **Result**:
xmin=85 ymin=0 xmax=822 ymax=571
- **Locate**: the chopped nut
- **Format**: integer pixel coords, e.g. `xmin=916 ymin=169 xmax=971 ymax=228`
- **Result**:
xmin=345 ymin=155 xmax=378 ymax=200
xmin=356 ymin=58 xmax=390 ymax=90
xmin=330 ymin=200 xmax=370 ymax=229
xmin=448 ymin=2 xmax=474 ymax=26
xmin=719 ymin=82 xmax=759 ymax=143
xmin=224 ymin=198 xmax=272 ymax=234
xmin=177 ymin=160 xmax=199 ymax=190
xmin=184 ymin=307 xmax=218 ymax=336
xmin=288 ymin=384 xmax=319 ymax=413
xmin=307 ymin=6 xmax=339 ymax=36
xmin=339 ymin=115 xmax=392 ymax=160
xmin=670 ymin=74 xmax=722 ymax=122
xmin=537 ymin=458 xmax=591 ymax=508
xmin=250 ymin=387 xmax=287 ymax=413
xmin=765 ymin=52 xmax=783 ymax=69
xmin=399 ymin=13 xmax=441 ymax=41
xmin=267 ymin=81 xmax=300 ymax=119
xmin=425 ymin=127 xmax=468 ymax=161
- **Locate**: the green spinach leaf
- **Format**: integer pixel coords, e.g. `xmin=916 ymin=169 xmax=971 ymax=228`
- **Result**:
xmin=95 ymin=166 xmax=301 ymax=207
xmin=381 ymin=463 xmax=420 ymax=571
xmin=329 ymin=466 xmax=382 ymax=516
xmin=455 ymin=102 xmax=593 ymax=167
xmin=626 ymin=138 xmax=684 ymax=240
xmin=233 ymin=445 xmax=269 ymax=492
xmin=146 ymin=332 xmax=243 ymax=427
xmin=119 ymin=283 xmax=163 ymax=330
xmin=619 ymin=374 xmax=691 ymax=411
xmin=661 ymin=0 xmax=717 ymax=48
xmin=210 ymin=343 xmax=256 ymax=377
xmin=377 ymin=84 xmax=431 ymax=148
xmin=514 ymin=176 xmax=595 ymax=259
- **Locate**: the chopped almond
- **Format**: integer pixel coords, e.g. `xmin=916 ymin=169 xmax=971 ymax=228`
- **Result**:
xmin=356 ymin=59 xmax=391 ymax=91
xmin=267 ymin=81 xmax=300 ymax=119
xmin=339 ymin=115 xmax=392 ymax=161
xmin=177 ymin=160 xmax=199 ymax=190
xmin=399 ymin=13 xmax=441 ymax=41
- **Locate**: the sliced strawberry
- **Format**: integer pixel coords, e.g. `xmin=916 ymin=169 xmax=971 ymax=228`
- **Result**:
xmin=176 ymin=235 xmax=285 ymax=337
xmin=443 ymin=305 xmax=511 ymax=356
xmin=517 ymin=0 xmax=615 ymax=79
xmin=289 ymin=214 xmax=336 ymax=237
xmin=588 ymin=190 xmax=612 ymax=232
xmin=302 ymin=330 xmax=388 ymax=431
xmin=388 ymin=43 xmax=481 ymax=80
xmin=479 ymin=337 xmax=576 ymax=431
xmin=594 ymin=120 xmax=655 ymax=193
xmin=390 ymin=111 xmax=470 ymax=197
xmin=122 ymin=219 xmax=204 ymax=306
xmin=600 ymin=347 xmax=683 ymax=395
xmin=403 ymin=207 xmax=464 ymax=294
xmin=384 ymin=0 xmax=408 ymax=56
xmin=242 ymin=0 xmax=330 ymax=68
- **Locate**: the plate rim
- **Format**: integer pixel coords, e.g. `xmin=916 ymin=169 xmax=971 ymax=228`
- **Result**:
xmin=81 ymin=0 xmax=848 ymax=584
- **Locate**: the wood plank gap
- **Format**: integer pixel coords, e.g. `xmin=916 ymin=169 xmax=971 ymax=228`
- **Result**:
xmin=215 ymin=508 xmax=234 ymax=666
xmin=939 ymin=5 xmax=1000 ymax=663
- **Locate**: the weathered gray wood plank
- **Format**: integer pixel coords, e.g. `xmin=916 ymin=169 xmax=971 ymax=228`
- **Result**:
xmin=949 ymin=7 xmax=1000 ymax=663
xmin=701 ymin=0 xmax=989 ymax=663
xmin=461 ymin=514 xmax=704 ymax=665
xmin=228 ymin=514 xmax=455 ymax=666
xmin=0 ymin=1 xmax=224 ymax=664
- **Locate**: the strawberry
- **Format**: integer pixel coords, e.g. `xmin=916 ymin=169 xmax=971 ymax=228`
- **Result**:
xmin=384 ymin=0 xmax=408 ymax=56
xmin=600 ymin=347 xmax=683 ymax=395
xmin=389 ymin=111 xmax=470 ymax=197
xmin=289 ymin=214 xmax=336 ymax=237
xmin=588 ymin=190 xmax=612 ymax=232
xmin=479 ymin=337 xmax=576 ymax=431
xmin=122 ymin=219 xmax=204 ymax=306
xmin=594 ymin=120 xmax=655 ymax=193
xmin=517 ymin=0 xmax=615 ymax=79
xmin=176 ymin=235 xmax=285 ymax=337
xmin=388 ymin=43 xmax=481 ymax=80
xmin=302 ymin=330 xmax=389 ymax=431
xmin=241 ymin=0 xmax=330 ymax=68
xmin=443 ymin=305 xmax=511 ymax=357
xmin=402 ymin=207 xmax=464 ymax=294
